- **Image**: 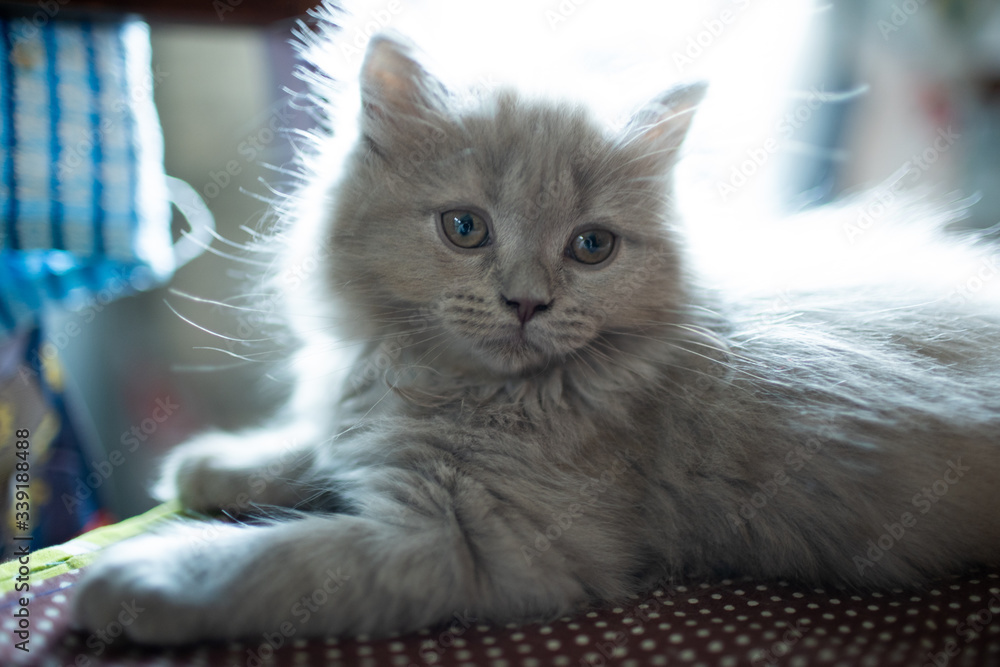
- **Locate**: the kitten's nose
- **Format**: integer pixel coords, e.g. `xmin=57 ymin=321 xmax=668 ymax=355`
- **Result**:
xmin=503 ymin=296 xmax=551 ymax=325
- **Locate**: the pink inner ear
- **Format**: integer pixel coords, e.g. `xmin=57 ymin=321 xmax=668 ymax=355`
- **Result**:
xmin=363 ymin=47 xmax=413 ymax=101
xmin=360 ymin=35 xmax=433 ymax=118
xmin=357 ymin=35 xmax=457 ymax=155
xmin=633 ymin=81 xmax=708 ymax=149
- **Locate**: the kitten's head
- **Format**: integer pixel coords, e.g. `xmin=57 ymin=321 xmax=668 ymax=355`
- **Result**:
xmin=320 ymin=35 xmax=704 ymax=377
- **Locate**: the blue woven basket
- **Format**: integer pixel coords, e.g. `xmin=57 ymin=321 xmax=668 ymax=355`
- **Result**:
xmin=0 ymin=16 xmax=183 ymax=334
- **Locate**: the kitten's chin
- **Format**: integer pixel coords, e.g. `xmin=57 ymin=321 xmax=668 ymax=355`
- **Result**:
xmin=478 ymin=344 xmax=548 ymax=375
xmin=439 ymin=322 xmax=581 ymax=376
xmin=472 ymin=332 xmax=568 ymax=376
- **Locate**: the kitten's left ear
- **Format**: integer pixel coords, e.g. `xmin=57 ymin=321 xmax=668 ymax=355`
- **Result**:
xmin=625 ymin=81 xmax=707 ymax=160
xmin=359 ymin=34 xmax=447 ymax=152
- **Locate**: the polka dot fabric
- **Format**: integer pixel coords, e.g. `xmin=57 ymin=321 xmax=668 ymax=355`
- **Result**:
xmin=1 ymin=568 xmax=998 ymax=666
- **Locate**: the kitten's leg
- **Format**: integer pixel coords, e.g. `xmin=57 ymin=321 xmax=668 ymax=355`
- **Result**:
xmin=72 ymin=457 xmax=597 ymax=644
xmin=158 ymin=426 xmax=323 ymax=513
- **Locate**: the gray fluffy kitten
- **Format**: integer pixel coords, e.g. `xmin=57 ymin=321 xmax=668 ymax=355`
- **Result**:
xmin=73 ymin=11 xmax=1000 ymax=645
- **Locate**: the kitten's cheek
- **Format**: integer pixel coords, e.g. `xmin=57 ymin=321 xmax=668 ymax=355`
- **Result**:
xmin=535 ymin=321 xmax=597 ymax=356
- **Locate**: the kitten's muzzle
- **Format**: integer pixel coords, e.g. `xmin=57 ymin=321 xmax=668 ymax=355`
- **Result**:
xmin=503 ymin=295 xmax=552 ymax=325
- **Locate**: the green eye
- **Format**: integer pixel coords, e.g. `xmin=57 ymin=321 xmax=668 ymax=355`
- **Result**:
xmin=441 ymin=209 xmax=490 ymax=249
xmin=568 ymin=229 xmax=616 ymax=265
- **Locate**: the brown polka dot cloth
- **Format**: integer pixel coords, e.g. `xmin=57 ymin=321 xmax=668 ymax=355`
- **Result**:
xmin=1 ymin=567 xmax=998 ymax=666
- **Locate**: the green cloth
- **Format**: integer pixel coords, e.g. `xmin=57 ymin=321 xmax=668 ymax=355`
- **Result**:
xmin=0 ymin=502 xmax=192 ymax=594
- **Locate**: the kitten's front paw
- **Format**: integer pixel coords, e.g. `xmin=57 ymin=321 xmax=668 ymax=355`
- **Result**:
xmin=157 ymin=435 xmax=246 ymax=512
xmin=72 ymin=533 xmax=224 ymax=645
xmin=156 ymin=431 xmax=308 ymax=513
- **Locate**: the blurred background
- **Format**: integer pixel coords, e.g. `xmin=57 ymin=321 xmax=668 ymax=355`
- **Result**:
xmin=1 ymin=0 xmax=998 ymax=534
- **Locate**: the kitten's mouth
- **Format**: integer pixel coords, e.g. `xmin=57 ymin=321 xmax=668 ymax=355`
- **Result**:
xmin=482 ymin=330 xmax=533 ymax=353
xmin=438 ymin=306 xmax=574 ymax=373
xmin=474 ymin=326 xmax=554 ymax=371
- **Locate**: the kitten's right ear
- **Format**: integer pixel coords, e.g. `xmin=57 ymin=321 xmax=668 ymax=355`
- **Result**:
xmin=359 ymin=34 xmax=447 ymax=153
xmin=624 ymin=81 xmax=707 ymax=164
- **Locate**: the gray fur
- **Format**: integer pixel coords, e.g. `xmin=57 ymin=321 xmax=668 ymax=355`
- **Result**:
xmin=72 ymin=16 xmax=999 ymax=644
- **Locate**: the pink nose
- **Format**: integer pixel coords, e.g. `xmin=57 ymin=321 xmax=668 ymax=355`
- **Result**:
xmin=503 ymin=296 xmax=551 ymax=324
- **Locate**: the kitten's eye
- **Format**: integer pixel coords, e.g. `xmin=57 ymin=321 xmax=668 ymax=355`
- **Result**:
xmin=441 ymin=209 xmax=490 ymax=249
xmin=568 ymin=229 xmax=616 ymax=265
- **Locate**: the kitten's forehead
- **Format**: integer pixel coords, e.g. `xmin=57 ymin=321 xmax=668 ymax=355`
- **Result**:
xmin=492 ymin=159 xmax=581 ymax=240
xmin=478 ymin=92 xmax=610 ymax=182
